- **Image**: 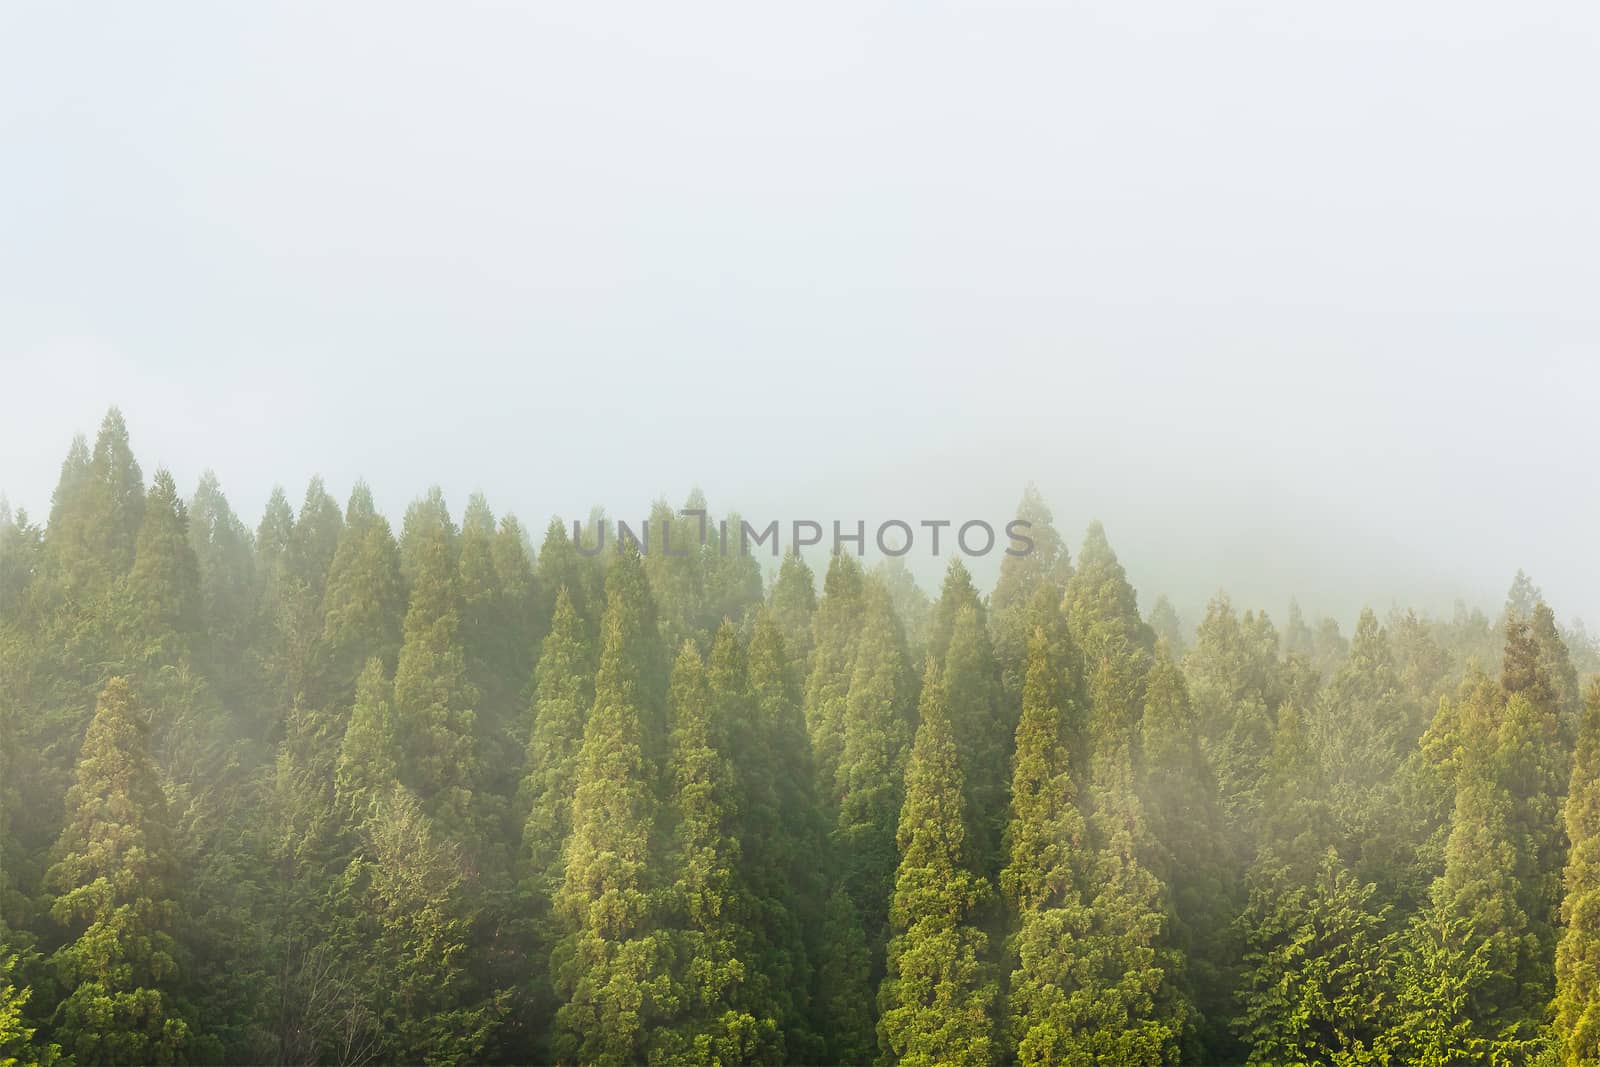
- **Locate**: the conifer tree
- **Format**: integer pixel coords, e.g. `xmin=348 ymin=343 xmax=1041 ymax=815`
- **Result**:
xmin=743 ymin=610 xmax=827 ymax=1058
xmin=1074 ymin=743 xmax=1187 ymax=1066
xmin=877 ymin=662 xmax=996 ymax=1067
xmin=290 ymin=477 xmax=343 ymax=599
xmin=943 ymin=599 xmax=1009 ymax=882
xmin=536 ymin=516 xmax=604 ymax=645
xmin=875 ymin=555 xmax=932 ymax=666
xmin=768 ymin=551 xmax=817 ymax=668
xmin=1235 ymin=850 xmax=1393 ymax=1065
xmin=319 ymin=482 xmax=404 ymax=701
xmin=85 ymin=408 xmax=146 ymax=578
xmin=0 ymin=952 xmax=60 ymax=1067
xmin=357 ymin=784 xmax=495 ymax=1064
xmin=1139 ymin=648 xmax=1234 ymax=1060
xmin=121 ymin=468 xmax=201 ymax=662
xmin=1185 ymin=594 xmax=1281 ymax=833
xmin=186 ymin=471 xmax=255 ymax=695
xmin=1064 ymin=521 xmax=1154 ymax=672
xmin=520 ymin=587 xmax=595 ymax=897
xmin=657 ymin=641 xmax=782 ymax=1065
xmin=1385 ymin=659 xmax=1556 ymax=1061
xmin=334 ymin=658 xmax=401 ymax=823
xmin=990 ymin=486 xmax=1071 ymax=712
xmin=1147 ymin=596 xmax=1185 ymax=659
xmin=46 ymin=678 xmax=195 ymax=1065
xmin=1000 ymin=622 xmax=1093 ymax=1067
xmin=814 ymin=887 xmax=876 ymax=1066
xmin=1556 ymin=680 xmax=1600 ymax=1066
xmin=704 ymin=509 xmax=765 ymax=630
xmin=833 ymin=581 xmax=915 ymax=951
xmin=927 ymin=557 xmax=985 ymax=668
xmin=550 ymin=545 xmax=671 ymax=1065
xmin=805 ymin=552 xmax=866 ymax=808
xmin=391 ymin=490 xmax=482 ymax=842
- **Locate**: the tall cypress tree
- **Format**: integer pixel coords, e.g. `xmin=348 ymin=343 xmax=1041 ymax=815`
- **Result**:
xmin=767 ymin=551 xmax=817 ymax=669
xmin=550 ymin=545 xmax=671 ymax=1065
xmin=833 ymin=581 xmax=915 ymax=953
xmin=319 ymin=482 xmax=404 ymax=702
xmin=877 ymin=661 xmax=996 ymax=1067
xmin=805 ymin=552 xmax=866 ymax=810
xmin=186 ymin=471 xmax=255 ymax=698
xmin=520 ymin=587 xmax=595 ymax=898
xmin=391 ymin=490 xmax=482 ymax=845
xmin=927 ymin=558 xmax=984 ymax=668
xmin=657 ymin=640 xmax=782 ymax=1065
xmin=46 ymin=678 xmax=195 ymax=1065
xmin=120 ymin=468 xmax=201 ymax=663
xmin=1185 ymin=594 xmax=1282 ymax=835
xmin=1556 ymin=680 xmax=1600 ymax=1065
xmin=1000 ymin=622 xmax=1093 ymax=1067
xmin=990 ymin=485 xmax=1071 ymax=714
xmin=744 ymin=610 xmax=827 ymax=1060
xmin=1138 ymin=648 xmax=1234 ymax=1061
xmin=943 ymin=599 xmax=1009 ymax=883
xmin=1075 ymin=742 xmax=1187 ymax=1066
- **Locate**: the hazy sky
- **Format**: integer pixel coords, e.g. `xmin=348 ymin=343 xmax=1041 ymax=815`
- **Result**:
xmin=2 ymin=2 xmax=1596 ymax=628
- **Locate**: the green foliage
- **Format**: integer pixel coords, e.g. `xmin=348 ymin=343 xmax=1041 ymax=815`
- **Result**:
xmin=1235 ymin=850 xmax=1393 ymax=1065
xmin=3 ymin=415 xmax=1590 ymax=1065
xmin=834 ymin=581 xmax=915 ymax=952
xmin=805 ymin=552 xmax=866 ymax=810
xmin=877 ymin=661 xmax=996 ymax=1067
xmin=1555 ymin=681 xmax=1600 ymax=1066
xmin=550 ymin=546 xmax=672 ymax=1065
xmin=45 ymin=678 xmax=195 ymax=1065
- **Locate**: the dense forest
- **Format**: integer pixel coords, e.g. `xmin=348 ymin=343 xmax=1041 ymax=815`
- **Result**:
xmin=1 ymin=408 xmax=1598 ymax=1067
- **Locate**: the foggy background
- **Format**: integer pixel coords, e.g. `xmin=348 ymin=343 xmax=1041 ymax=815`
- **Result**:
xmin=2 ymin=1 xmax=1596 ymax=630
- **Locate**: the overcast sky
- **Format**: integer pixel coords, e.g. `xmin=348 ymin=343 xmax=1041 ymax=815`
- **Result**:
xmin=2 ymin=1 xmax=1596 ymax=629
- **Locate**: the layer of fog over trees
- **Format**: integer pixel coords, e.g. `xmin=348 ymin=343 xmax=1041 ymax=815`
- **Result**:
xmin=4 ymin=4 xmax=1597 ymax=632
xmin=2 ymin=408 xmax=1599 ymax=1066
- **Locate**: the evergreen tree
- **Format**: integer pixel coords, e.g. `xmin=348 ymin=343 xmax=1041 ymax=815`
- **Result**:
xmin=833 ymin=581 xmax=915 ymax=953
xmin=877 ymin=662 xmax=996 ymax=1067
xmin=1075 ymin=743 xmax=1188 ymax=1066
xmin=1000 ymin=622 xmax=1093 ymax=1067
xmin=743 ymin=610 xmax=827 ymax=1060
xmin=550 ymin=545 xmax=671 ymax=1065
xmin=990 ymin=486 xmax=1071 ymax=715
xmin=520 ymin=587 xmax=595 ymax=897
xmin=656 ymin=641 xmax=782 ymax=1065
xmin=927 ymin=557 xmax=984 ymax=668
xmin=319 ymin=481 xmax=404 ymax=701
xmin=1556 ymin=680 xmax=1600 ymax=1066
xmin=814 ymin=887 xmax=875 ymax=1066
xmin=767 ymin=551 xmax=817 ymax=669
xmin=1235 ymin=850 xmax=1393 ymax=1065
xmin=1139 ymin=648 xmax=1234 ymax=1061
xmin=805 ymin=552 xmax=866 ymax=810
xmin=45 ymin=678 xmax=195 ymax=1065
xmin=356 ymin=784 xmax=496 ymax=1064
xmin=1185 ymin=594 xmax=1281 ymax=834
xmin=391 ymin=490 xmax=483 ymax=844
xmin=0 ymin=952 xmax=60 ymax=1067
xmin=186 ymin=471 xmax=255 ymax=697
xmin=943 ymin=599 xmax=1009 ymax=882
xmin=290 ymin=477 xmax=343 ymax=599
xmin=334 ymin=658 xmax=401 ymax=822
xmin=120 ymin=468 xmax=201 ymax=663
